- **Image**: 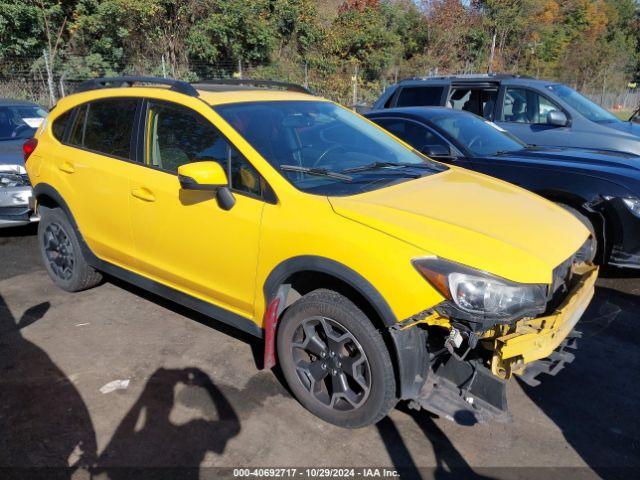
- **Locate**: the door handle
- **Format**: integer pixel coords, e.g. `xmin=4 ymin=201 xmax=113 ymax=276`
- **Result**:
xmin=58 ymin=161 xmax=75 ymax=174
xmin=131 ymin=187 xmax=156 ymax=202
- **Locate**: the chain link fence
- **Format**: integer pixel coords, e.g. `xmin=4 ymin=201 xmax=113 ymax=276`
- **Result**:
xmin=1 ymin=53 xmax=638 ymax=115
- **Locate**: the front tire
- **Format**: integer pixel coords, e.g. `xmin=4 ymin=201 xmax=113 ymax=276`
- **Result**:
xmin=277 ymin=289 xmax=396 ymax=428
xmin=38 ymin=207 xmax=102 ymax=292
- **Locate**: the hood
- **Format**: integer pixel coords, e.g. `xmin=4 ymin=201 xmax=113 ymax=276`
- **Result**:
xmin=0 ymin=140 xmax=26 ymax=172
xmin=329 ymin=167 xmax=589 ymax=285
xmin=601 ymin=120 xmax=640 ymax=138
xmin=493 ymin=146 xmax=640 ymax=173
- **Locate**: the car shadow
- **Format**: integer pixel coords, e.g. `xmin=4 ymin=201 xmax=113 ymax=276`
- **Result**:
xmin=93 ymin=367 xmax=241 ymax=479
xmin=518 ymin=285 xmax=640 ymax=478
xmin=103 ymin=274 xmax=265 ymax=369
xmin=376 ymin=405 xmax=495 ymax=480
xmin=0 ymin=294 xmax=97 ymax=476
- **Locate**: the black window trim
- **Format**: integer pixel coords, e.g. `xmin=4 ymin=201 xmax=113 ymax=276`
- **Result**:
xmin=138 ymin=98 xmax=277 ymax=205
xmin=61 ymin=97 xmax=142 ymax=163
xmin=497 ymin=86 xmax=572 ymax=126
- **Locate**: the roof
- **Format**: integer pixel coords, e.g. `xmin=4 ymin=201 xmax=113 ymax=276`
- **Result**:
xmin=197 ymin=88 xmax=318 ymax=106
xmin=366 ymin=106 xmax=469 ymax=120
xmin=397 ymin=74 xmax=555 ymax=86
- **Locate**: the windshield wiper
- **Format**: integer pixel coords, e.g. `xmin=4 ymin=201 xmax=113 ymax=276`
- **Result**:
xmin=342 ymin=161 xmax=433 ymax=174
xmin=280 ymin=164 xmax=353 ymax=181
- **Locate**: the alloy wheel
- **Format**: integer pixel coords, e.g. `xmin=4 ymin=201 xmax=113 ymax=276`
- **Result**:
xmin=43 ymin=222 xmax=75 ymax=281
xmin=291 ymin=316 xmax=371 ymax=411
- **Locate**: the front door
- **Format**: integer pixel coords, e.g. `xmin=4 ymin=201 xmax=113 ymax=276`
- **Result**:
xmin=128 ymin=99 xmax=266 ymax=319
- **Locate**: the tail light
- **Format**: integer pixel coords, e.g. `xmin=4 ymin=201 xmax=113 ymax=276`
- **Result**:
xmin=23 ymin=138 xmax=38 ymax=162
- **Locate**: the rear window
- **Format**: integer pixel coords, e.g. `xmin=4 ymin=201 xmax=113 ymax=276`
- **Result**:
xmin=395 ymin=87 xmax=444 ymax=107
xmin=68 ymin=98 xmax=138 ymax=159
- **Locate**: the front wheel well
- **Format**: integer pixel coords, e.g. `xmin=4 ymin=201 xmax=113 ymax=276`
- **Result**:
xmin=536 ymin=191 xmax=608 ymax=263
xmin=275 ymin=270 xmax=404 ymax=397
xmin=35 ymin=193 xmax=61 ymax=212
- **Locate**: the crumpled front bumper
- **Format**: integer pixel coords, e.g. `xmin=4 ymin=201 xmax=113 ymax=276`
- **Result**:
xmin=489 ymin=263 xmax=598 ymax=380
xmin=0 ymin=185 xmax=38 ymax=228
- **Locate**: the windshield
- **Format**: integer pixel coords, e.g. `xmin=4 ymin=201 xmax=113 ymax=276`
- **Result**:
xmin=0 ymin=105 xmax=47 ymax=141
xmin=430 ymin=113 xmax=526 ymax=156
xmin=547 ymin=84 xmax=619 ymax=123
xmin=214 ymin=101 xmax=446 ymax=196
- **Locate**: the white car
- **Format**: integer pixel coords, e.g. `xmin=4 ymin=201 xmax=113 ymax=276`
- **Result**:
xmin=0 ymin=99 xmax=47 ymax=228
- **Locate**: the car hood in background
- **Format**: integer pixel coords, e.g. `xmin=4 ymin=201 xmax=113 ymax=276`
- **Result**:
xmin=494 ymin=146 xmax=640 ymax=171
xmin=0 ymin=140 xmax=26 ymax=173
xmin=601 ymin=120 xmax=640 ymax=138
xmin=329 ymin=167 xmax=588 ymax=285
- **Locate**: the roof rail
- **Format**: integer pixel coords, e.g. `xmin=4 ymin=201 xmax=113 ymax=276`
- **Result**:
xmin=76 ymin=76 xmax=198 ymax=96
xmin=399 ymin=73 xmax=534 ymax=82
xmin=194 ymin=78 xmax=312 ymax=94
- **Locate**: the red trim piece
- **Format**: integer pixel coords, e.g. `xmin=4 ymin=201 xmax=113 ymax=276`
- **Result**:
xmin=263 ymin=297 xmax=281 ymax=369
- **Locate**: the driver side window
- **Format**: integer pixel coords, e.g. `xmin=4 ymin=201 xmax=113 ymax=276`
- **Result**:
xmin=501 ymin=88 xmax=560 ymax=124
xmin=146 ymin=101 xmax=266 ymax=197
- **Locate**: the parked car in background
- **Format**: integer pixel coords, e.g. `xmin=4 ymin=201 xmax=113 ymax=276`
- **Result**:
xmin=0 ymin=99 xmax=47 ymax=227
xmin=373 ymin=74 xmax=640 ymax=155
xmin=366 ymin=106 xmax=640 ymax=269
xmin=26 ymin=76 xmax=595 ymax=427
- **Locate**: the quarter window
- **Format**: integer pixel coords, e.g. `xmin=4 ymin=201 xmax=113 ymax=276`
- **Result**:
xmin=501 ymin=88 xmax=561 ymax=124
xmin=52 ymin=109 xmax=73 ymax=141
xmin=146 ymin=101 xmax=266 ymax=197
xmin=395 ymin=87 xmax=444 ymax=107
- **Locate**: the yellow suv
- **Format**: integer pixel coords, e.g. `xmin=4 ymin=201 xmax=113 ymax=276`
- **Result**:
xmin=25 ymin=77 xmax=597 ymax=427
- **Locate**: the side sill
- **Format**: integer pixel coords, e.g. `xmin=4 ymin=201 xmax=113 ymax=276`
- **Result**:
xmin=93 ymin=258 xmax=264 ymax=338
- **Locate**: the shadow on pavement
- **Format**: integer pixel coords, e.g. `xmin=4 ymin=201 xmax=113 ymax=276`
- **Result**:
xmin=519 ymin=285 xmax=640 ymax=478
xmin=377 ymin=405 xmax=494 ymax=480
xmin=94 ymin=367 xmax=241 ymax=479
xmin=0 ymin=295 xmax=97 ymax=475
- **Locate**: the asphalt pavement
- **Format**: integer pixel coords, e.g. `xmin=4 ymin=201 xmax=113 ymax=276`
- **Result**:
xmin=1 ymin=225 xmax=639 ymax=479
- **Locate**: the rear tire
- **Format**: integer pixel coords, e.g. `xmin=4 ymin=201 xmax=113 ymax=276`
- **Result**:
xmin=557 ymin=203 xmax=597 ymax=263
xmin=38 ymin=207 xmax=102 ymax=292
xmin=277 ymin=289 xmax=397 ymax=428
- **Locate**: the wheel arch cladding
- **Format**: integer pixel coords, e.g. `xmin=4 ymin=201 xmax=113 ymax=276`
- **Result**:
xmin=262 ymin=256 xmax=408 ymax=397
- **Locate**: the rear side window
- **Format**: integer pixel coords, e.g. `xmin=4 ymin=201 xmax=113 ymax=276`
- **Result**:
xmin=52 ymin=110 xmax=73 ymax=141
xmin=395 ymin=87 xmax=444 ymax=107
xmin=68 ymin=99 xmax=138 ymax=159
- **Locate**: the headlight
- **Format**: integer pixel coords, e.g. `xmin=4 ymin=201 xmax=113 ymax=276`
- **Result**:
xmin=413 ymin=258 xmax=547 ymax=320
xmin=622 ymin=197 xmax=640 ymax=218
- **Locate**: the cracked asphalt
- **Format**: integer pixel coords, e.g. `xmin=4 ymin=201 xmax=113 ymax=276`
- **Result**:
xmin=1 ymin=224 xmax=639 ymax=479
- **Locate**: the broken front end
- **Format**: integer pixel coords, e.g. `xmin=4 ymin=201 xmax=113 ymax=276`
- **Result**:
xmin=391 ymin=253 xmax=598 ymax=425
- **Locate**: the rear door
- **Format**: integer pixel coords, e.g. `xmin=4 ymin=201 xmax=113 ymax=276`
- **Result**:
xmin=52 ymin=97 xmax=140 ymax=268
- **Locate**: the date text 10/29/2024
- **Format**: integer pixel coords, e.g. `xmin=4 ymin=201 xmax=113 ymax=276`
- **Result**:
xmin=233 ymin=468 xmax=401 ymax=478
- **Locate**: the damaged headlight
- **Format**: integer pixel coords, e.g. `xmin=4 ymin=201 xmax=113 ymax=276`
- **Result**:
xmin=622 ymin=197 xmax=640 ymax=218
xmin=413 ymin=258 xmax=547 ymax=320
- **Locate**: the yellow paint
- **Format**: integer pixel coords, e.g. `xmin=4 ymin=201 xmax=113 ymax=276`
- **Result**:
xmin=29 ymin=86 xmax=592 ymax=341
xmin=490 ymin=264 xmax=598 ymax=378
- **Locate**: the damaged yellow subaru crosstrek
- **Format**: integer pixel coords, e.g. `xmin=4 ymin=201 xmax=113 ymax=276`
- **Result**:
xmin=25 ymin=77 xmax=597 ymax=427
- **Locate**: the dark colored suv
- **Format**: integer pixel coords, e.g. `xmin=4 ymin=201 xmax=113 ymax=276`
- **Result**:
xmin=373 ymin=74 xmax=640 ymax=155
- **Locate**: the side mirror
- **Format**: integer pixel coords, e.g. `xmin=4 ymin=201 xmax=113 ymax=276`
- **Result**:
xmin=547 ymin=110 xmax=568 ymax=127
xmin=420 ymin=144 xmax=454 ymax=159
xmin=177 ymin=161 xmax=236 ymax=210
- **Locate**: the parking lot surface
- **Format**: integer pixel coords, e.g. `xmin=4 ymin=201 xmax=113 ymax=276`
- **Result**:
xmin=1 ymin=225 xmax=639 ymax=479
